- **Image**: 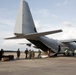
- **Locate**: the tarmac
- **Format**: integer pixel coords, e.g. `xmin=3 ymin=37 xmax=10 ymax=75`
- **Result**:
xmin=0 ymin=52 xmax=76 ymax=75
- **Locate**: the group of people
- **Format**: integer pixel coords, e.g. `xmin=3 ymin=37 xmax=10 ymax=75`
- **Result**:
xmin=1 ymin=48 xmax=76 ymax=61
xmin=16 ymin=48 xmax=41 ymax=59
xmin=64 ymin=49 xmax=76 ymax=56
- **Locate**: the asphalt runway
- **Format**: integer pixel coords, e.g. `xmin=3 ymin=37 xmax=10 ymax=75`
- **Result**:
xmin=0 ymin=55 xmax=76 ymax=75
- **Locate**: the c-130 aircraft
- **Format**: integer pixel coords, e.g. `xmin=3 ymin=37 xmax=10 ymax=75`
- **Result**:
xmin=5 ymin=0 xmax=76 ymax=56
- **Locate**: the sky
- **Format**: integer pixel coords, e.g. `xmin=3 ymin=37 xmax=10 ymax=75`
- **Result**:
xmin=0 ymin=0 xmax=76 ymax=51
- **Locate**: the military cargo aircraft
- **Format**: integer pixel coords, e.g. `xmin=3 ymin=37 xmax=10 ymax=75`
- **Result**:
xmin=5 ymin=0 xmax=76 ymax=56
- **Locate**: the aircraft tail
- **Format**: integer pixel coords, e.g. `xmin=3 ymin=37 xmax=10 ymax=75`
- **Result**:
xmin=14 ymin=0 xmax=37 ymax=35
xmin=5 ymin=0 xmax=62 ymax=40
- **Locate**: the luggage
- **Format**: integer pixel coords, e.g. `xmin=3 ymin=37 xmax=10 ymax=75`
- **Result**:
xmin=1 ymin=55 xmax=14 ymax=61
xmin=1 ymin=57 xmax=9 ymax=61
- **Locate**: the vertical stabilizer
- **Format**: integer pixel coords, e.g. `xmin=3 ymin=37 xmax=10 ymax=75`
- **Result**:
xmin=14 ymin=0 xmax=37 ymax=35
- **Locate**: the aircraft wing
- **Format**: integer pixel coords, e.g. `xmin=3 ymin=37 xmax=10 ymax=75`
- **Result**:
xmin=5 ymin=29 xmax=62 ymax=40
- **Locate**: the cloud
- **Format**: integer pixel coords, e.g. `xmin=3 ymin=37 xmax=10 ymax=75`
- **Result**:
xmin=61 ymin=21 xmax=76 ymax=39
xmin=2 ymin=39 xmax=28 ymax=46
xmin=35 ymin=20 xmax=49 ymax=32
xmin=34 ymin=20 xmax=43 ymax=32
xmin=35 ymin=9 xmax=50 ymax=17
xmin=0 ymin=30 xmax=24 ymax=50
xmin=47 ymin=21 xmax=76 ymax=40
xmin=62 ymin=21 xmax=73 ymax=27
xmin=0 ymin=35 xmax=30 ymax=51
xmin=40 ymin=9 xmax=49 ymax=16
xmin=0 ymin=38 xmax=37 ymax=51
xmin=56 ymin=0 xmax=68 ymax=6
xmin=0 ymin=18 xmax=14 ymax=26
xmin=63 ymin=0 xmax=68 ymax=5
xmin=0 ymin=30 xmax=34 ymax=51
xmin=51 ymin=14 xmax=59 ymax=18
xmin=33 ymin=9 xmax=59 ymax=19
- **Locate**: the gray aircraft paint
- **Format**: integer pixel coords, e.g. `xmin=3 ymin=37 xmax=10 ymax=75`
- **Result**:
xmin=63 ymin=42 xmax=76 ymax=51
xmin=39 ymin=36 xmax=62 ymax=53
xmin=14 ymin=0 xmax=36 ymax=35
xmin=14 ymin=0 xmax=63 ymax=53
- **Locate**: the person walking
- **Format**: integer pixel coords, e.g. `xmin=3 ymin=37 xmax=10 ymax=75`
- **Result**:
xmin=0 ymin=49 xmax=4 ymax=60
xmin=16 ymin=48 xmax=20 ymax=59
xmin=24 ymin=48 xmax=29 ymax=59
xmin=32 ymin=50 xmax=35 ymax=59
xmin=74 ymin=49 xmax=76 ymax=56
xmin=47 ymin=50 xmax=51 ymax=58
xmin=38 ymin=50 xmax=41 ymax=58
xmin=29 ymin=50 xmax=32 ymax=59
xmin=64 ymin=49 xmax=69 ymax=56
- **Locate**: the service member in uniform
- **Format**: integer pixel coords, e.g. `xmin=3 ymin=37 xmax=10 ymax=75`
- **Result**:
xmin=25 ymin=48 xmax=29 ymax=59
xmin=16 ymin=48 xmax=20 ymax=59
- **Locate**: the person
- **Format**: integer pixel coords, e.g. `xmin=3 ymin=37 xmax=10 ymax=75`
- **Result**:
xmin=1 ymin=49 xmax=4 ymax=56
xmin=0 ymin=49 xmax=4 ymax=60
xmin=74 ymin=49 xmax=76 ymax=56
xmin=47 ymin=50 xmax=51 ymax=58
xmin=69 ymin=50 xmax=72 ymax=56
xmin=64 ymin=49 xmax=69 ymax=56
xmin=29 ymin=50 xmax=32 ymax=59
xmin=31 ymin=50 xmax=35 ymax=59
xmin=24 ymin=48 xmax=29 ymax=59
xmin=16 ymin=48 xmax=20 ymax=59
xmin=38 ymin=50 xmax=41 ymax=58
xmin=58 ymin=45 xmax=61 ymax=53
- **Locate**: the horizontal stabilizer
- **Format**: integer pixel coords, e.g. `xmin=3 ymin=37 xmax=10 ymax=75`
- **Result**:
xmin=5 ymin=29 xmax=62 ymax=40
xmin=4 ymin=36 xmax=24 ymax=40
xmin=26 ymin=29 xmax=62 ymax=37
